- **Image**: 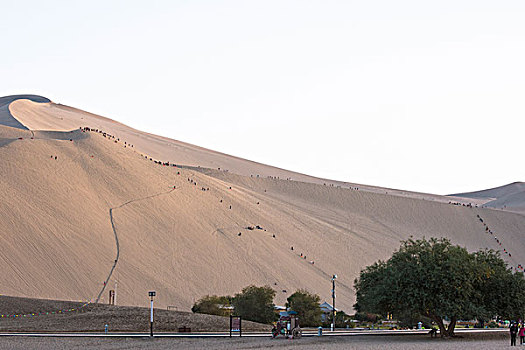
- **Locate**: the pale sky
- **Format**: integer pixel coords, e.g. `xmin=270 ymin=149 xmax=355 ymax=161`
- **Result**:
xmin=2 ymin=0 xmax=524 ymax=194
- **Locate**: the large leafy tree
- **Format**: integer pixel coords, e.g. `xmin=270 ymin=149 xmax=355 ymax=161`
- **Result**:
xmin=286 ymin=289 xmax=322 ymax=327
xmin=232 ymin=285 xmax=276 ymax=324
xmin=354 ymin=237 xmax=525 ymax=337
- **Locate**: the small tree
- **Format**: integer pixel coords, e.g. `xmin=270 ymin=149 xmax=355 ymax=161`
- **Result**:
xmin=232 ymin=285 xmax=276 ymax=324
xmin=191 ymin=295 xmax=232 ymax=316
xmin=354 ymin=237 xmax=525 ymax=337
xmin=286 ymin=289 xmax=322 ymax=327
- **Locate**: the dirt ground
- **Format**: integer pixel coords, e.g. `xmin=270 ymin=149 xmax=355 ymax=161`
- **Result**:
xmin=0 ymin=296 xmax=269 ymax=332
xmin=0 ymin=333 xmax=512 ymax=350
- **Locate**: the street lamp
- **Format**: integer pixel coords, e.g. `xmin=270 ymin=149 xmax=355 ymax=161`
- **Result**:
xmin=149 ymin=291 xmax=156 ymax=337
xmin=331 ymin=274 xmax=337 ymax=332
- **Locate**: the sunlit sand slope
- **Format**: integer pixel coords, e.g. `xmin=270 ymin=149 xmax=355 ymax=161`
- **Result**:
xmin=1 ymin=96 xmax=524 ymax=313
xmin=8 ymin=97 xmax=487 ymax=204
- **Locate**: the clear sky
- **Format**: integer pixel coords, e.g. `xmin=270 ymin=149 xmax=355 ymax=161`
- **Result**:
xmin=2 ymin=1 xmax=524 ymax=194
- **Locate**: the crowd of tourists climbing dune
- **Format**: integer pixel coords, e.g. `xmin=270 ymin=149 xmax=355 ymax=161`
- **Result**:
xmin=477 ymin=214 xmax=523 ymax=272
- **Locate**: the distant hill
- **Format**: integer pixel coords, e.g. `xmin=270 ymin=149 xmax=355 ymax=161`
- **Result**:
xmin=450 ymin=182 xmax=525 ymax=212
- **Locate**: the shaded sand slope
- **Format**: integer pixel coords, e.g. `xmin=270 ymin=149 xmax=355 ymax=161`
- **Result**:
xmin=1 ymin=123 xmax=525 ymax=314
xmin=0 ymin=95 xmax=50 ymax=130
xmin=451 ymin=182 xmax=525 ymax=212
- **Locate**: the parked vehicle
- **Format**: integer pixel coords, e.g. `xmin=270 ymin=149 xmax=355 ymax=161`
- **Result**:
xmin=272 ymin=311 xmax=302 ymax=339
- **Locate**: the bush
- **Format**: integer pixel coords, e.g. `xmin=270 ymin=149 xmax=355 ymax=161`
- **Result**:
xmin=191 ymin=295 xmax=231 ymax=316
xmin=354 ymin=312 xmax=381 ymax=323
xmin=323 ymin=310 xmax=352 ymax=328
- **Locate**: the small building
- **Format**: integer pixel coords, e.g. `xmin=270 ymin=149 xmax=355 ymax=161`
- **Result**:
xmin=274 ymin=305 xmax=287 ymax=314
xmin=320 ymin=302 xmax=339 ymax=321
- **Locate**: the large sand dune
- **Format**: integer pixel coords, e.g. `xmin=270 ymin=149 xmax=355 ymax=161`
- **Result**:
xmin=452 ymin=182 xmax=525 ymax=212
xmin=0 ymin=95 xmax=524 ymax=314
xmin=7 ymin=96 xmax=483 ymax=204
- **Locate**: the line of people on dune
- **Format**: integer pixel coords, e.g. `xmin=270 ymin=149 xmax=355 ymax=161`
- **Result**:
xmin=449 ymin=201 xmax=478 ymax=208
xmin=477 ymin=214 xmax=523 ymax=272
xmin=83 ymin=125 xmax=323 ymax=271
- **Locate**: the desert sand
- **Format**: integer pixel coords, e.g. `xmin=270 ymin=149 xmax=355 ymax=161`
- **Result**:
xmin=0 ymin=95 xmax=524 ymax=314
xmin=452 ymin=182 xmax=525 ymax=212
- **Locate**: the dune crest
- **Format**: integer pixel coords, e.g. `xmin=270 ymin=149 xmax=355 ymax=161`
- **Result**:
xmin=6 ymin=96 xmax=489 ymax=205
xmin=0 ymin=95 xmax=50 ymax=130
xmin=452 ymin=182 xmax=525 ymax=212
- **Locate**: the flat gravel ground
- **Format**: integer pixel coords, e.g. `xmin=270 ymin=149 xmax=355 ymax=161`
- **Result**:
xmin=0 ymin=334 xmax=512 ymax=350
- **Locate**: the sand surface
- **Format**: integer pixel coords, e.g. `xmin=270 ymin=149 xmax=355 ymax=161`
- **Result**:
xmin=0 ymin=95 xmax=524 ymax=314
xmin=0 ymin=95 xmax=49 ymax=130
xmin=0 ymin=333 xmax=511 ymax=350
xmin=452 ymin=182 xmax=525 ymax=212
xmin=7 ymin=96 xmax=488 ymax=204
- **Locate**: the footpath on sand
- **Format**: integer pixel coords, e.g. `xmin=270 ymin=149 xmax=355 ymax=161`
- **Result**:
xmin=95 ymin=187 xmax=178 ymax=303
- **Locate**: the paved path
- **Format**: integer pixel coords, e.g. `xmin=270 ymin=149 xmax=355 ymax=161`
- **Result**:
xmin=0 ymin=328 xmax=506 ymax=338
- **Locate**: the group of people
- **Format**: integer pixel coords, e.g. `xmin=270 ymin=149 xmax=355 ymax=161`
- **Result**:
xmin=477 ymin=214 xmax=523 ymax=272
xmin=509 ymin=321 xmax=525 ymax=346
xmin=84 ymin=124 xmax=321 ymax=268
xmin=297 ymin=252 xmax=314 ymax=265
xmin=81 ymin=127 xmax=134 ymax=148
xmin=449 ymin=201 xmax=477 ymax=208
xmin=82 ymin=127 xmax=189 ymax=169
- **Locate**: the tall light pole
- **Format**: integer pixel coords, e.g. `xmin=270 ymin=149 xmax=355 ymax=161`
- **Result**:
xmin=331 ymin=274 xmax=337 ymax=332
xmin=149 ymin=291 xmax=156 ymax=337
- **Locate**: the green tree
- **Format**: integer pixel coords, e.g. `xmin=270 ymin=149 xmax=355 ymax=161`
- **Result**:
xmin=191 ymin=295 xmax=232 ymax=316
xmin=286 ymin=289 xmax=322 ymax=327
xmin=232 ymin=285 xmax=276 ymax=324
xmin=472 ymin=249 xmax=525 ymax=322
xmin=354 ymin=237 xmax=525 ymax=337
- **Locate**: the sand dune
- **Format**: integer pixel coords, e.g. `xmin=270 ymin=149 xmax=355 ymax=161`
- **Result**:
xmin=7 ymin=96 xmax=484 ymax=205
xmin=0 ymin=95 xmax=524 ymax=314
xmin=0 ymin=95 xmax=49 ymax=130
xmin=452 ymin=182 xmax=525 ymax=212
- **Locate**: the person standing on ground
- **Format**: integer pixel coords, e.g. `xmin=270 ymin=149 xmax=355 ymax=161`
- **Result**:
xmin=510 ymin=322 xmax=518 ymax=346
xmin=520 ymin=323 xmax=525 ymax=345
